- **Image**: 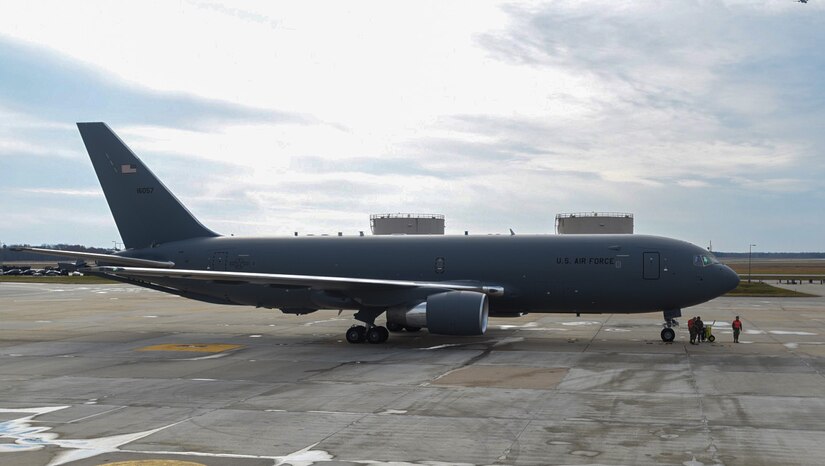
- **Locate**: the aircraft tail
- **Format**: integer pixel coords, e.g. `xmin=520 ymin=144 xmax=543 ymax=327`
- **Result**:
xmin=77 ymin=122 xmax=219 ymax=249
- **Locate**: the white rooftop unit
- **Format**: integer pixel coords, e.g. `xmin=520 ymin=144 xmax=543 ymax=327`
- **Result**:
xmin=556 ymin=212 xmax=634 ymax=234
xmin=370 ymin=213 xmax=445 ymax=235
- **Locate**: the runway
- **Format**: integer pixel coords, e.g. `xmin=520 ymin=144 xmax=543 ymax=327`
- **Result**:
xmin=2 ymin=282 xmax=825 ymax=466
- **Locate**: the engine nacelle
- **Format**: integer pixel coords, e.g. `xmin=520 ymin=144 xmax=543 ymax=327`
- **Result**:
xmin=386 ymin=291 xmax=489 ymax=336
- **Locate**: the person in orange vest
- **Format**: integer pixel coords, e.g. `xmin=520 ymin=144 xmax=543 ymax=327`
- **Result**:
xmin=732 ymin=316 xmax=743 ymax=343
xmin=687 ymin=316 xmax=696 ymax=344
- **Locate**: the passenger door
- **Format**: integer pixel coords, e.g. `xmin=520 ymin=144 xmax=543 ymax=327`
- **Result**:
xmin=643 ymin=252 xmax=660 ymax=280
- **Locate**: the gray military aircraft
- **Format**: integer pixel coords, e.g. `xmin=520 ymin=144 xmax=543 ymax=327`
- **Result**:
xmin=18 ymin=123 xmax=740 ymax=344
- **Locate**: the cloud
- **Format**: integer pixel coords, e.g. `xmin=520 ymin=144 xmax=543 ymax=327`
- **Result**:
xmin=467 ymin=2 xmax=821 ymax=189
xmin=0 ymin=35 xmax=311 ymax=131
xmin=676 ymin=179 xmax=710 ymax=188
xmin=22 ymin=188 xmax=102 ymax=197
xmin=0 ymin=109 xmax=82 ymax=159
xmin=732 ymin=177 xmax=811 ymax=193
xmin=1 ymin=1 xmax=824 ymax=251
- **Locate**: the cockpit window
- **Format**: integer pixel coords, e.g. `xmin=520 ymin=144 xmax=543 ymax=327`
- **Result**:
xmin=694 ymin=254 xmax=720 ymax=267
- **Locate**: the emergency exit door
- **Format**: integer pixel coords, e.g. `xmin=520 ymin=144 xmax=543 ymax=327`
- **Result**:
xmin=643 ymin=252 xmax=660 ymax=280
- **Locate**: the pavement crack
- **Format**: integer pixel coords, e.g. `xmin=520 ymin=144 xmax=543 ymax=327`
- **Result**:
xmin=685 ymin=348 xmax=724 ymax=466
xmin=583 ymin=315 xmax=611 ymax=352
xmin=298 ymin=361 xmax=358 ymax=379
xmin=495 ymin=419 xmax=531 ymax=465
xmin=461 ymin=344 xmax=495 ymax=367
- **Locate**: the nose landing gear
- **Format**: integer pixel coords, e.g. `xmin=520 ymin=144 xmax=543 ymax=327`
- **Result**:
xmin=661 ymin=308 xmax=681 ymax=343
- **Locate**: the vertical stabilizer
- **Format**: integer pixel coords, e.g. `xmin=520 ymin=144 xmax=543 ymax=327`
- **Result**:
xmin=77 ymin=122 xmax=219 ymax=249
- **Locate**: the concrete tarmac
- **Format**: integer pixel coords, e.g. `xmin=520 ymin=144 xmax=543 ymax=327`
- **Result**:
xmin=1 ymin=282 xmax=825 ymax=466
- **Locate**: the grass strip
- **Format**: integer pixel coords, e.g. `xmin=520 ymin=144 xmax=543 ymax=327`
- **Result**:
xmin=726 ymin=281 xmax=818 ymax=297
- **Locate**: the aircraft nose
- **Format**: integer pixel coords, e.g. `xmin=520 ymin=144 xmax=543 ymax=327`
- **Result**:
xmin=717 ymin=264 xmax=740 ymax=294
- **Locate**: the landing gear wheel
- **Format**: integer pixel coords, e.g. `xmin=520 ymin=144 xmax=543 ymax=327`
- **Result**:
xmin=661 ymin=327 xmax=676 ymax=343
xmin=404 ymin=326 xmax=422 ymax=333
xmin=367 ymin=326 xmax=389 ymax=344
xmin=386 ymin=321 xmax=404 ymax=332
xmin=346 ymin=325 xmax=367 ymax=344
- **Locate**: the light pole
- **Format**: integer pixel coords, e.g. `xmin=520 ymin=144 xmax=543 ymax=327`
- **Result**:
xmin=748 ymin=243 xmax=756 ymax=283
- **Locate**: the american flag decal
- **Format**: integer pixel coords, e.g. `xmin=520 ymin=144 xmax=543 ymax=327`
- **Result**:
xmin=121 ymin=164 xmax=137 ymax=174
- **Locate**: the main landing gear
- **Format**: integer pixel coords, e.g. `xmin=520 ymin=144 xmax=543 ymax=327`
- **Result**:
xmin=660 ymin=308 xmax=681 ymax=343
xmin=346 ymin=307 xmax=390 ymax=344
xmin=346 ymin=325 xmax=389 ymax=344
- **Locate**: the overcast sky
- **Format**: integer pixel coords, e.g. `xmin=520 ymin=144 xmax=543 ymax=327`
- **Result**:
xmin=1 ymin=0 xmax=823 ymax=252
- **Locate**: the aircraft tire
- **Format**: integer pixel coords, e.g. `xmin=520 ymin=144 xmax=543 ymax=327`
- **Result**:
xmin=367 ymin=326 xmax=388 ymax=344
xmin=346 ymin=325 xmax=366 ymax=344
xmin=404 ymin=326 xmax=422 ymax=333
xmin=386 ymin=321 xmax=404 ymax=332
xmin=661 ymin=328 xmax=676 ymax=342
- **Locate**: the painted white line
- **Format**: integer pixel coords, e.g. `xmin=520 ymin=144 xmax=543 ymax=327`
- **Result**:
xmin=378 ymin=409 xmax=408 ymax=415
xmin=419 ymin=343 xmax=463 ymax=350
xmin=67 ymin=406 xmax=127 ymax=424
xmin=171 ymin=352 xmax=231 ymax=361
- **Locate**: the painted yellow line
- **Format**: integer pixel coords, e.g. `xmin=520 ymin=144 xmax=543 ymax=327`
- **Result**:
xmin=137 ymin=343 xmax=243 ymax=353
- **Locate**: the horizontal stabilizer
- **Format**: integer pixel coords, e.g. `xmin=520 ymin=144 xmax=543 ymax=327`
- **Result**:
xmin=12 ymin=247 xmax=175 ymax=268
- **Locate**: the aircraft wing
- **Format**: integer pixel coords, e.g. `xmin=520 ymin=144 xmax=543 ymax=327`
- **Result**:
xmin=10 ymin=247 xmax=175 ymax=268
xmin=90 ymin=266 xmax=505 ymax=296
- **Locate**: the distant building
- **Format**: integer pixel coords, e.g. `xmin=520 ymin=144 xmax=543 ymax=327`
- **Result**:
xmin=370 ymin=213 xmax=445 ymax=235
xmin=556 ymin=212 xmax=634 ymax=234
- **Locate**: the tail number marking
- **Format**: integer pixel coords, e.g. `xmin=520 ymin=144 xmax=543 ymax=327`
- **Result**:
xmin=136 ymin=187 xmax=154 ymax=194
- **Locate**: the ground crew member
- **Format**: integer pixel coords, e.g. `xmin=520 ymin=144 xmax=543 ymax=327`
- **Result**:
xmin=695 ymin=317 xmax=704 ymax=343
xmin=688 ymin=316 xmax=696 ymax=344
xmin=732 ymin=316 xmax=743 ymax=343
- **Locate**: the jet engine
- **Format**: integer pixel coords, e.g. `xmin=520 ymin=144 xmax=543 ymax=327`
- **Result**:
xmin=386 ymin=290 xmax=489 ymax=335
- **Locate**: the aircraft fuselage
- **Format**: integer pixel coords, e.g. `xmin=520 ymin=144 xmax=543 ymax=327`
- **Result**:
xmin=119 ymin=233 xmax=738 ymax=315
